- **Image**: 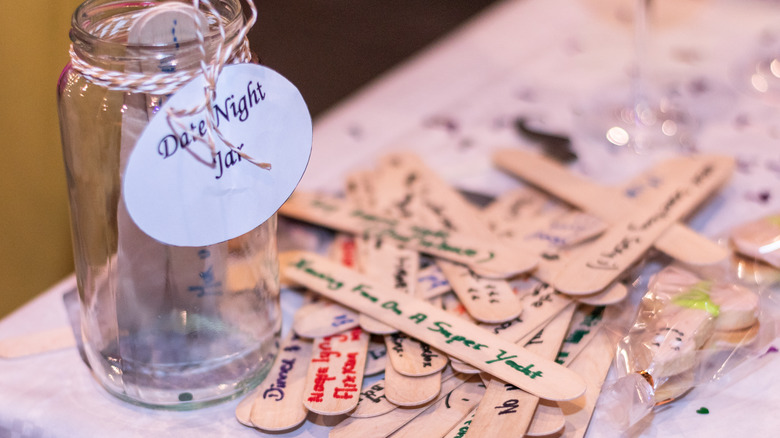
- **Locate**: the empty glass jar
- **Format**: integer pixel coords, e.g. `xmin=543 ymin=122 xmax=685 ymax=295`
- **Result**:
xmin=57 ymin=0 xmax=280 ymax=409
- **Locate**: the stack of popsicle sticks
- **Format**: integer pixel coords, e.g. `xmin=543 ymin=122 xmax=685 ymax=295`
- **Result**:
xmin=239 ymin=150 xmax=735 ymax=436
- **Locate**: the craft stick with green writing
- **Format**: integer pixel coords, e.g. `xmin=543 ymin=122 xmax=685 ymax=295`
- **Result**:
xmin=284 ymin=252 xmax=586 ymax=401
xmin=466 ymin=305 xmax=576 ymax=437
xmin=330 ymin=372 xmax=472 ymax=438
xmin=245 ymin=332 xmax=312 ymax=431
xmin=383 ymin=359 xmax=442 ymax=406
xmin=436 ymin=259 xmax=523 ymax=324
xmin=555 ymin=305 xmax=615 ymax=367
xmin=558 ymin=318 xmax=623 ymax=438
xmin=389 ymin=376 xmax=486 ymax=438
xmin=0 ymin=327 xmax=75 ymax=359
xmin=553 ymin=155 xmax=735 ymax=294
xmin=279 ymin=191 xmax=537 ymax=278
xmin=302 ymin=327 xmax=370 ymax=415
xmin=439 ymin=292 xmax=483 ymax=375
xmin=493 ymin=149 xmax=731 ymax=266
xmin=355 ymin=235 xmax=415 ymax=335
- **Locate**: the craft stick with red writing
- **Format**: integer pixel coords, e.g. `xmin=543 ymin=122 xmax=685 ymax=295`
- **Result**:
xmin=553 ymin=155 xmax=734 ymax=294
xmin=245 ymin=332 xmax=312 ymax=431
xmin=493 ymin=148 xmax=731 ymax=266
xmin=284 ymin=252 xmax=586 ymax=401
xmin=302 ymin=327 xmax=370 ymax=415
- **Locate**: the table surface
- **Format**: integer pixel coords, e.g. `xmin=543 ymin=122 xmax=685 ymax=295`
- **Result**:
xmin=4 ymin=0 xmax=780 ymax=436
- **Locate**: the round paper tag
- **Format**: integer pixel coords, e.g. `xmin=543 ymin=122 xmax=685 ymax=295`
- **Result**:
xmin=123 ymin=64 xmax=312 ymax=247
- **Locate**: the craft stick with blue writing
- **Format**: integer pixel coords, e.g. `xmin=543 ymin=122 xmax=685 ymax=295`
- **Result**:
xmin=302 ymin=327 xmax=370 ymax=415
xmin=466 ymin=305 xmax=576 ymax=437
xmin=416 ymin=264 xmax=452 ymax=299
xmin=364 ymin=335 xmax=388 ymax=376
xmin=493 ymin=149 xmax=731 ymax=266
xmin=330 ymin=372 xmax=472 ymax=438
xmin=553 ymin=155 xmax=735 ymax=294
xmin=244 ymin=332 xmax=312 ymax=431
xmin=292 ymin=298 xmax=360 ymax=338
xmin=283 ymin=252 xmax=586 ymax=401
xmin=389 ymin=376 xmax=485 ymax=438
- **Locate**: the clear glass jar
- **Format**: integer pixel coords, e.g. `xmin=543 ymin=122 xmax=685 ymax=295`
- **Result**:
xmin=57 ymin=0 xmax=280 ymax=410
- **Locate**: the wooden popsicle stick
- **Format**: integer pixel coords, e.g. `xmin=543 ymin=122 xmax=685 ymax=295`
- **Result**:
xmin=553 ymin=155 xmax=735 ymax=294
xmin=330 ymin=372 xmax=471 ymax=438
xmin=302 ymin=327 xmax=370 ymax=415
xmin=364 ymin=336 xmax=388 ymax=376
xmin=576 ymin=282 xmax=628 ymax=306
xmin=247 ymin=332 xmax=312 ymax=431
xmin=558 ymin=321 xmax=622 ymax=438
xmin=384 ymin=332 xmax=448 ymax=376
xmin=493 ymin=148 xmax=731 ymax=266
xmin=234 ymin=389 xmax=256 ymax=427
xmin=356 ymin=234 xmax=417 ymax=334
xmin=284 ymin=252 xmax=586 ymax=401
xmin=466 ymin=305 xmax=576 ymax=437
xmin=415 ymin=264 xmax=452 ymax=299
xmin=389 ymin=376 xmax=485 ymax=438
xmin=525 ymin=400 xmax=565 ymax=437
xmin=480 ymin=280 xmax=573 ymax=344
xmin=293 ymin=298 xmax=360 ymax=338
xmin=442 ymin=407 xmax=477 ymax=438
xmin=0 ymin=327 xmax=75 ymax=359
xmin=384 ymin=360 xmax=442 ymax=406
xmin=555 ymin=305 xmax=612 ymax=367
xmin=279 ymin=191 xmax=537 ymax=278
xmin=731 ymin=213 xmax=780 ymax=267
xmin=436 ymin=259 xmax=523 ymax=324
xmin=351 ymin=379 xmax=397 ymax=418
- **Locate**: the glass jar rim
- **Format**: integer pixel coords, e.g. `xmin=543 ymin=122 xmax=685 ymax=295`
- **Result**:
xmin=70 ymin=0 xmax=244 ymax=52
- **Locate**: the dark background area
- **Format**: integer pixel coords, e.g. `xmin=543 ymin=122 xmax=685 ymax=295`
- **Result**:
xmin=246 ymin=1 xmax=500 ymax=118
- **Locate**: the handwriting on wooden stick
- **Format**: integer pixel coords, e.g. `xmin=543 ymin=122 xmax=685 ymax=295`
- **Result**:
xmin=303 ymin=327 xmax=370 ymax=415
xmin=284 ymin=252 xmax=586 ymax=401
xmin=279 ymin=192 xmax=537 ymax=278
xmin=553 ymin=156 xmax=734 ymax=294
xmin=247 ymin=332 xmax=312 ymax=431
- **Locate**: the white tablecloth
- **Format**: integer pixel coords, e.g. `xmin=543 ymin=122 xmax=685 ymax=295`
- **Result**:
xmin=3 ymin=0 xmax=780 ymax=436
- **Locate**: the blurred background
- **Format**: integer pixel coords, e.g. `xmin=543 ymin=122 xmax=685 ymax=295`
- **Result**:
xmin=0 ymin=0 xmax=498 ymax=318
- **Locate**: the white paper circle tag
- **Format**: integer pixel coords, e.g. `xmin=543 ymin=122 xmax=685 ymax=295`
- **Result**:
xmin=123 ymin=64 xmax=312 ymax=247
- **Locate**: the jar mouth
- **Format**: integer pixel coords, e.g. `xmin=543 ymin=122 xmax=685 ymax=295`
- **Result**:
xmin=71 ymin=0 xmax=243 ymax=51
